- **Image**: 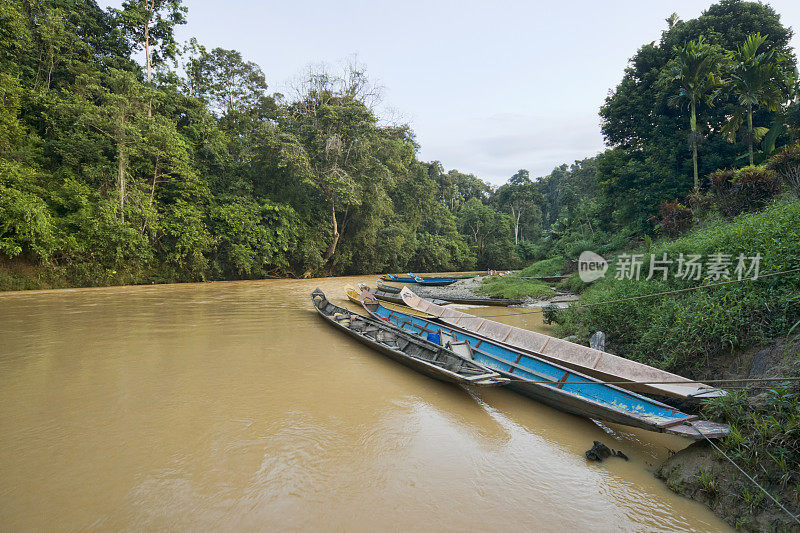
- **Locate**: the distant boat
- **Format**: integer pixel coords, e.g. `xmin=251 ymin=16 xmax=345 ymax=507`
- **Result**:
xmin=375 ymin=280 xmax=403 ymax=293
xmin=311 ymin=289 xmax=508 ymax=387
xmin=399 ymin=287 xmax=726 ymax=401
xmin=357 ymin=293 xmax=729 ymax=439
xmin=381 ymin=273 xmax=469 ymax=284
xmin=413 ymin=275 xmax=458 ymax=286
xmin=367 ymin=282 xmax=524 ymax=307
xmin=345 ymin=286 xmax=434 ymax=319
xmin=361 ymin=284 xmax=450 ymax=306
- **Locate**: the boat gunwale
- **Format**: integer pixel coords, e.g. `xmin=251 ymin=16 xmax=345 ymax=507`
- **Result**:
xmin=398 ymin=287 xmax=726 ymax=401
xmin=311 ymin=289 xmax=507 ymax=386
xmin=356 ymin=292 xmax=729 ymax=439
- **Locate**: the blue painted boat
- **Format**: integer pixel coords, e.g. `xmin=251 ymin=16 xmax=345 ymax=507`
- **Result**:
xmin=358 ymin=295 xmax=729 ymax=439
xmin=381 ymin=273 xmax=466 ymax=284
xmin=413 ymin=275 xmax=459 ymax=286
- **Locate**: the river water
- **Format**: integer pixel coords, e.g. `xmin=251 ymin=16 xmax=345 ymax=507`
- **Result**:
xmin=0 ymin=276 xmax=729 ymax=531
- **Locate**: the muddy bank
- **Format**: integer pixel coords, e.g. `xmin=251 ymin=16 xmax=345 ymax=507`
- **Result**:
xmin=657 ymin=339 xmax=800 ymax=532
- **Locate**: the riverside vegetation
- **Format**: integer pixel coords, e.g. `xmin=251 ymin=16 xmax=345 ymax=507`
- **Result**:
xmin=3 ymin=0 xmax=796 ymax=292
xmin=2 ymin=0 xmax=800 ymax=529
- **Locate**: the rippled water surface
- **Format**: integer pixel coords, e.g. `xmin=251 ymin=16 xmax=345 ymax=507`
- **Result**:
xmin=0 ymin=277 xmax=729 ymax=531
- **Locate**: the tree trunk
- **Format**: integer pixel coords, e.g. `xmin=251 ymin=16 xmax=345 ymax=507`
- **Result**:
xmin=691 ymin=100 xmax=698 ymax=190
xmin=144 ymin=9 xmax=152 ymax=83
xmin=747 ymin=103 xmax=754 ymax=166
xmin=46 ymin=49 xmax=54 ymax=90
xmin=511 ymin=206 xmax=521 ymax=245
xmin=142 ymin=156 xmax=159 ymax=235
xmin=144 ymin=4 xmax=153 ymax=117
xmin=117 ymin=113 xmax=127 ymax=222
xmin=322 ymin=200 xmax=340 ymax=262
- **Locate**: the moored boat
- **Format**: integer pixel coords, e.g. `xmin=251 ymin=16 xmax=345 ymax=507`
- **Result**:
xmin=399 ymin=287 xmax=726 ymax=401
xmin=381 ymin=273 xmax=472 ymax=284
xmin=365 ymin=284 xmax=451 ymax=306
xmin=366 ymin=283 xmax=523 ymax=307
xmin=345 ymin=286 xmax=434 ymax=319
xmin=412 ymin=275 xmax=460 ymax=286
xmin=311 ymin=289 xmax=508 ymax=387
xmin=357 ymin=293 xmax=729 ymax=439
xmin=375 ymin=280 xmax=403 ymax=293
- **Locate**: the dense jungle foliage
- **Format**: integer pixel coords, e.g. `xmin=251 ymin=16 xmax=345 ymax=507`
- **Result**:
xmin=0 ymin=0 xmax=798 ymax=291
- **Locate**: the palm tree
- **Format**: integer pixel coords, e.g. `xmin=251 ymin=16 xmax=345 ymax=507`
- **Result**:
xmin=662 ymin=36 xmax=723 ymax=189
xmin=723 ymin=33 xmax=791 ymax=165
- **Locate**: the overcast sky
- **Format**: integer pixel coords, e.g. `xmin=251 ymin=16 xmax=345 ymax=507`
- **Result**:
xmin=100 ymin=0 xmax=800 ymax=184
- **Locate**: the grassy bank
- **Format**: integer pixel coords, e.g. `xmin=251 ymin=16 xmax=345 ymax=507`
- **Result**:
xmin=547 ymin=198 xmax=800 ymax=530
xmin=552 ymin=199 xmax=800 ymax=370
xmin=658 ymin=346 xmax=800 ymax=531
xmin=519 ymin=257 xmax=565 ymax=277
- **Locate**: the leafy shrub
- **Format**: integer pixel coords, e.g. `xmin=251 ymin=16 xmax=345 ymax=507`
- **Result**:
xmin=653 ymin=200 xmax=693 ymax=237
xmin=515 ymin=241 xmax=544 ymax=262
xmin=556 ymin=272 xmax=590 ymax=294
xmin=709 ymin=166 xmax=782 ymax=217
xmin=0 ymin=160 xmax=56 ymax=260
xmin=208 ymin=198 xmax=298 ymax=278
xmin=765 ymin=142 xmax=800 ymax=198
xmin=519 ymin=256 xmax=565 ymax=277
xmin=565 ymin=238 xmax=596 ymax=259
xmin=410 ymin=232 xmax=475 ymax=273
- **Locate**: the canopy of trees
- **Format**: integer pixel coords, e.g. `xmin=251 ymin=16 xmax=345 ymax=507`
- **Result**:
xmin=0 ymin=0 xmax=797 ymax=286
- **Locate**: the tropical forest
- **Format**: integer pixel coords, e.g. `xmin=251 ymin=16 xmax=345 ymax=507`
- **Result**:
xmin=2 ymin=0 xmax=800 ymax=530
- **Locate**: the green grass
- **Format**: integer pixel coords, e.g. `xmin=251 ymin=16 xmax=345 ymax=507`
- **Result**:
xmin=476 ymin=276 xmax=555 ymax=299
xmin=702 ymin=386 xmax=800 ymax=521
xmin=556 ymin=272 xmax=590 ymax=294
xmin=553 ymin=198 xmax=800 ymax=371
xmin=519 ymin=257 xmax=565 ymax=277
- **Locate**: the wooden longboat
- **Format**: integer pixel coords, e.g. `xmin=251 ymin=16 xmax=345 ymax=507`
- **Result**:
xmin=413 ymin=276 xmax=459 ymax=286
xmin=375 ymin=280 xmax=403 ymax=293
xmin=357 ymin=293 xmax=729 ymax=439
xmin=311 ymin=289 xmax=508 ymax=387
xmin=399 ymin=287 xmax=726 ymax=401
xmin=367 ymin=283 xmax=524 ymax=307
xmin=345 ymin=286 xmax=434 ymax=319
xmin=381 ymin=273 xmax=471 ymax=284
xmin=367 ymin=286 xmax=451 ymax=306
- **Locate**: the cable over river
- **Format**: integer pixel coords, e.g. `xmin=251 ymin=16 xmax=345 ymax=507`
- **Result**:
xmin=0 ymin=277 xmax=730 ymax=531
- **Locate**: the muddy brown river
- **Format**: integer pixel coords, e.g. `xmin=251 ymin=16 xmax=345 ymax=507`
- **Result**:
xmin=0 ymin=277 xmax=730 ymax=531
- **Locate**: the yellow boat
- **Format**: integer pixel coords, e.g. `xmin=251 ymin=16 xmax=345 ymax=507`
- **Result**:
xmin=345 ymin=286 xmax=435 ymax=319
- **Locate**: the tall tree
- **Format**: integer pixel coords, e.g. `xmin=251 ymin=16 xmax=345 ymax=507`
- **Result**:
xmin=285 ymin=64 xmax=383 ymax=271
xmin=114 ymin=0 xmax=186 ymax=83
xmin=600 ymin=0 xmax=794 ymax=227
xmin=661 ymin=36 xmax=723 ymax=189
xmin=723 ymin=32 xmax=792 ymax=165
xmin=190 ymin=47 xmax=272 ymax=118
xmin=494 ymin=170 xmax=542 ymax=244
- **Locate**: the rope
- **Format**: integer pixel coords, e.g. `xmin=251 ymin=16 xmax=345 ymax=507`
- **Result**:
xmin=689 ymin=421 xmax=800 ymax=525
xmin=499 ymin=376 xmax=800 ymax=388
xmin=457 ymin=267 xmax=800 ymax=318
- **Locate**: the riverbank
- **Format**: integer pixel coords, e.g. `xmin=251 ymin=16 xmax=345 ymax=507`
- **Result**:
xmin=657 ymin=337 xmax=800 ymax=531
xmin=544 ymin=200 xmax=800 ymax=531
xmin=408 ymin=275 xmax=579 ymax=306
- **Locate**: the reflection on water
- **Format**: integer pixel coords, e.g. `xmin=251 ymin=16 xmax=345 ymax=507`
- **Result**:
xmin=0 ymin=277 xmax=729 ymax=531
